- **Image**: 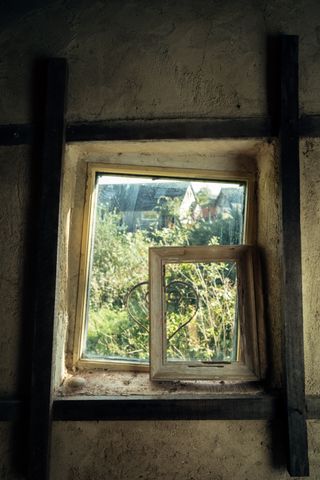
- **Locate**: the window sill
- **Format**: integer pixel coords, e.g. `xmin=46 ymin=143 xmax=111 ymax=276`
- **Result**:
xmin=58 ymin=370 xmax=264 ymax=397
xmin=53 ymin=371 xmax=278 ymax=420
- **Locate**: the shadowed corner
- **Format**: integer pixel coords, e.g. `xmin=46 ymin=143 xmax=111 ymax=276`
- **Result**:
xmin=268 ymin=415 xmax=287 ymax=471
xmin=257 ymin=247 xmax=275 ymax=391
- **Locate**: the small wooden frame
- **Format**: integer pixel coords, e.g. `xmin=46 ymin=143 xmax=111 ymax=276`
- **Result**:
xmin=149 ymin=245 xmax=265 ymax=382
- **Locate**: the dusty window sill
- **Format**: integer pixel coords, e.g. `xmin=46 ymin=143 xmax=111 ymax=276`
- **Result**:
xmin=56 ymin=370 xmax=265 ymax=397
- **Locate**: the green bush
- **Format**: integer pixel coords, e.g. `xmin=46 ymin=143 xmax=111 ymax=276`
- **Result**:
xmin=86 ymin=201 xmax=240 ymax=362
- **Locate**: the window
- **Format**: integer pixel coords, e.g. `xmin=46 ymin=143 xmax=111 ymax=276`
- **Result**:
xmin=149 ymin=245 xmax=263 ymax=381
xmin=67 ymin=142 xmax=265 ymax=382
xmin=63 ymin=140 xmax=265 ymax=384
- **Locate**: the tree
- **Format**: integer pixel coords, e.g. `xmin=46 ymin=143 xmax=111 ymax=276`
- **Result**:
xmin=86 ymin=202 xmax=239 ymax=362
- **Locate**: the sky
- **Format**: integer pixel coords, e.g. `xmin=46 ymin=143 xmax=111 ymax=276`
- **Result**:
xmin=97 ymin=174 xmax=243 ymax=197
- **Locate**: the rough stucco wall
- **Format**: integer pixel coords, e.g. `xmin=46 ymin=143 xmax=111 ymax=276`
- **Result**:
xmin=51 ymin=420 xmax=277 ymax=480
xmin=1 ymin=1 xmax=320 ymax=479
xmin=0 ymin=146 xmax=31 ymax=397
xmin=50 ymin=420 xmax=320 ymax=480
xmin=301 ymin=139 xmax=320 ymax=396
xmin=1 ymin=0 xmax=320 ymax=123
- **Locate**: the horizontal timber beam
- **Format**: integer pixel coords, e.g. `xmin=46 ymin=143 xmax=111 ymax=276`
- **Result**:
xmin=299 ymin=115 xmax=320 ymax=136
xmin=52 ymin=395 xmax=279 ymax=421
xmin=0 ymin=400 xmax=24 ymax=421
xmin=0 ymin=117 xmax=274 ymax=145
xmin=1 ymin=395 xmax=320 ymax=421
xmin=66 ymin=117 xmax=275 ymax=141
xmin=2 ymin=116 xmax=320 ymax=145
xmin=0 ymin=124 xmax=34 ymax=145
xmin=50 ymin=395 xmax=320 ymax=421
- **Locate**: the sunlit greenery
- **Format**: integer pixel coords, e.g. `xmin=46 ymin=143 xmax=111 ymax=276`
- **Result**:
xmin=165 ymin=262 xmax=237 ymax=362
xmin=85 ymin=183 xmax=243 ymax=363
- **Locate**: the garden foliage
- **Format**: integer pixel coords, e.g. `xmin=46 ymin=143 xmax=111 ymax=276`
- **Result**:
xmin=86 ymin=189 xmax=242 ymax=363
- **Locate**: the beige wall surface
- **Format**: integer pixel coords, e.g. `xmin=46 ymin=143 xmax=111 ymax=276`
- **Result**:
xmin=0 ymin=146 xmax=31 ymax=397
xmin=1 ymin=0 xmax=320 ymax=123
xmin=1 ymin=0 xmax=320 ymax=479
xmin=301 ymin=139 xmax=320 ymax=396
xmin=50 ymin=420 xmax=320 ymax=480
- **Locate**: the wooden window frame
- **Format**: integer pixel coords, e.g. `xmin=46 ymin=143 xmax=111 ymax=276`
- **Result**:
xmin=149 ymin=245 xmax=265 ymax=382
xmin=72 ymin=160 xmax=256 ymax=374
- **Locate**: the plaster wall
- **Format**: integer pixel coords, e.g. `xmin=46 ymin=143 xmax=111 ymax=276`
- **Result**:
xmin=1 ymin=1 xmax=320 ymax=479
xmin=1 ymin=0 xmax=320 ymax=123
xmin=301 ymin=138 xmax=320 ymax=396
xmin=0 ymin=146 xmax=31 ymax=397
xmin=50 ymin=420 xmax=320 ymax=480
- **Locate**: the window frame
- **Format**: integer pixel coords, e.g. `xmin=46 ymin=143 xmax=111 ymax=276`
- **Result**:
xmin=149 ymin=244 xmax=264 ymax=381
xmin=72 ymin=160 xmax=257 ymax=373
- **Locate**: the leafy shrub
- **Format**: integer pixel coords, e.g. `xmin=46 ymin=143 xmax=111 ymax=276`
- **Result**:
xmin=86 ymin=198 xmax=240 ymax=362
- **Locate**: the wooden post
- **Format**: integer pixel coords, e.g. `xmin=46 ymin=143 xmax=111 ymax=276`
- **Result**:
xmin=279 ymin=35 xmax=309 ymax=477
xmin=27 ymin=58 xmax=68 ymax=480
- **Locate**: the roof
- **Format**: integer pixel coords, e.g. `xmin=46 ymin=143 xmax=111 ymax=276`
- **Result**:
xmin=216 ymin=187 xmax=244 ymax=205
xmin=98 ymin=182 xmax=190 ymax=212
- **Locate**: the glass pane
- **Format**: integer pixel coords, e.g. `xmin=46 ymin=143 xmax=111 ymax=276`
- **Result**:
xmin=84 ymin=174 xmax=245 ymax=362
xmin=165 ymin=261 xmax=238 ymax=363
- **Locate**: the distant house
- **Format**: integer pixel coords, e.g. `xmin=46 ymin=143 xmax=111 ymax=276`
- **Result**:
xmin=215 ymin=188 xmax=244 ymax=216
xmin=177 ymin=184 xmax=198 ymax=223
xmin=97 ymin=181 xmax=198 ymax=231
xmin=197 ymin=187 xmax=244 ymax=221
xmin=197 ymin=199 xmax=218 ymax=222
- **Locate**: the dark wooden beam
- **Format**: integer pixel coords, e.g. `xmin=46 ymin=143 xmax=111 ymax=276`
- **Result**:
xmin=50 ymin=395 xmax=320 ymax=421
xmin=0 ymin=117 xmax=275 ymax=145
xmin=27 ymin=59 xmax=68 ymax=480
xmin=52 ymin=394 xmax=279 ymax=421
xmin=306 ymin=396 xmax=320 ymax=419
xmin=299 ymin=115 xmax=320 ymax=137
xmin=66 ymin=117 xmax=275 ymax=141
xmin=2 ymin=394 xmax=320 ymax=422
xmin=279 ymin=35 xmax=309 ymax=477
xmin=3 ymin=115 xmax=320 ymax=146
xmin=0 ymin=124 xmax=34 ymax=145
xmin=0 ymin=400 xmax=24 ymax=421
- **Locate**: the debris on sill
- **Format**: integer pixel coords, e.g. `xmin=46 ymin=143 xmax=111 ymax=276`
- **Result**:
xmin=55 ymin=370 xmax=264 ymax=397
xmin=65 ymin=376 xmax=86 ymax=390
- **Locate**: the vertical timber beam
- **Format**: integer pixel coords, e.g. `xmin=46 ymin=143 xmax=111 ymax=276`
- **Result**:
xmin=28 ymin=59 xmax=68 ymax=480
xmin=279 ymin=35 xmax=309 ymax=477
